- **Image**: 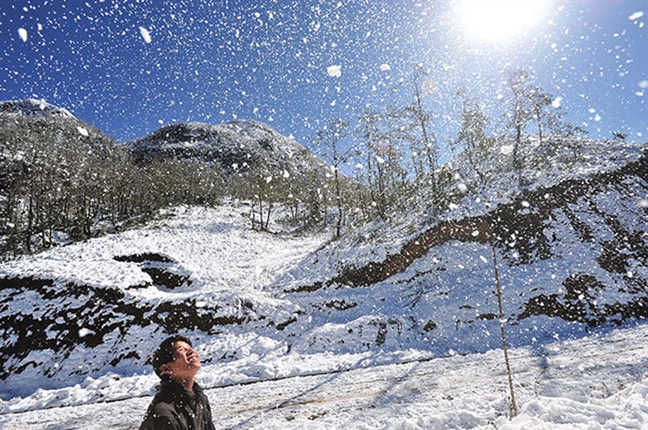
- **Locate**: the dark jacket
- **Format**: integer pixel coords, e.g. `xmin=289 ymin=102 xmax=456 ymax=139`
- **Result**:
xmin=139 ymin=381 xmax=215 ymax=430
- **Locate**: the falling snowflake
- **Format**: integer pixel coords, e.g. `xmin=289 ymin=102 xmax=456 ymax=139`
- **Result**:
xmin=628 ymin=11 xmax=644 ymax=20
xmin=78 ymin=328 xmax=94 ymax=338
xmin=139 ymin=27 xmax=152 ymax=43
xmin=18 ymin=28 xmax=28 ymax=42
xmin=327 ymin=65 xmax=342 ymax=77
xmin=500 ymin=145 xmax=514 ymax=155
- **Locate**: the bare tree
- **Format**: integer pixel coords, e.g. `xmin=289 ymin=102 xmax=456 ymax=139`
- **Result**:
xmin=310 ymin=118 xmax=351 ymax=237
xmin=453 ymin=94 xmax=493 ymax=185
xmin=505 ymin=69 xmax=534 ymax=172
xmin=405 ymin=66 xmax=439 ymax=175
xmin=530 ymin=89 xmax=554 ymax=145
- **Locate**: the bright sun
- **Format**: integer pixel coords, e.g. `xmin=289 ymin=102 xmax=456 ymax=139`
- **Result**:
xmin=456 ymin=0 xmax=547 ymax=42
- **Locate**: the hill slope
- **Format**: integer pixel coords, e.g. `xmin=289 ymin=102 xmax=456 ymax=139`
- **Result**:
xmin=0 ymin=135 xmax=646 ymax=419
xmin=276 ymin=138 xmax=648 ymax=352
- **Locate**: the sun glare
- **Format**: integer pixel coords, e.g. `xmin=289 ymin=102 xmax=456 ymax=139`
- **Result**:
xmin=457 ymin=0 xmax=547 ymax=43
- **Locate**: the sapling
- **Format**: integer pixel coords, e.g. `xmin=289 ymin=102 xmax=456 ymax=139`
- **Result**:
xmin=491 ymin=243 xmax=518 ymax=418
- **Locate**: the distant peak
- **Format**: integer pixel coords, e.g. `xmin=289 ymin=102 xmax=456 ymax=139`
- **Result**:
xmin=0 ymin=98 xmax=76 ymax=119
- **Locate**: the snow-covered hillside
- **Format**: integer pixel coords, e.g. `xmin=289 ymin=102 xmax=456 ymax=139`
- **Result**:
xmin=0 ymin=203 xmax=329 ymax=400
xmin=1 ymin=135 xmax=647 ymax=428
xmin=258 ymin=138 xmax=648 ymax=362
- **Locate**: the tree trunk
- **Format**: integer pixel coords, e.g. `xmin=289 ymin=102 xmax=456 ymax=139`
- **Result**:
xmin=491 ymin=244 xmax=518 ymax=418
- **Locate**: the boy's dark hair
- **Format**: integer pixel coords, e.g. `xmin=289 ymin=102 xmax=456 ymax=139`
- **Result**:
xmin=152 ymin=335 xmax=193 ymax=380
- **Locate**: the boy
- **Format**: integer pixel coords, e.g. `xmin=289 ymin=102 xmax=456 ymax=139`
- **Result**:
xmin=139 ymin=335 xmax=215 ymax=430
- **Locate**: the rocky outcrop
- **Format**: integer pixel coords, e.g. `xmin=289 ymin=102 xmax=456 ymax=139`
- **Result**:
xmin=113 ymin=253 xmax=191 ymax=289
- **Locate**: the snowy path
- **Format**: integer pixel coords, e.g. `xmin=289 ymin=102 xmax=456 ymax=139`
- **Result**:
xmin=2 ymin=323 xmax=647 ymax=429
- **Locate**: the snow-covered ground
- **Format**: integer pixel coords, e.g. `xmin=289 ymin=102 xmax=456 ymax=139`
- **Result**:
xmin=1 ymin=321 xmax=647 ymax=429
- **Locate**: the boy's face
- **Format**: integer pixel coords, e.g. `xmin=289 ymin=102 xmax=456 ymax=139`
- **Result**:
xmin=161 ymin=340 xmax=201 ymax=381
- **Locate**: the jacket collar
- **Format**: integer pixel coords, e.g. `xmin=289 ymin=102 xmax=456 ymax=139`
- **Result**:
xmin=160 ymin=380 xmax=205 ymax=403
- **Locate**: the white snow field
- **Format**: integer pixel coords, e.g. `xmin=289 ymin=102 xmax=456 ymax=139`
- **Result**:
xmin=1 ymin=321 xmax=647 ymax=429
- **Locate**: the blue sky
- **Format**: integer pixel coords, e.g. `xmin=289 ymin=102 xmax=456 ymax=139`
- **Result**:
xmin=1 ymin=0 xmax=646 ymax=153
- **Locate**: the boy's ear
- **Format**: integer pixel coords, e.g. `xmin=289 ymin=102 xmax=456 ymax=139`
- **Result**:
xmin=160 ymin=363 xmax=173 ymax=376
